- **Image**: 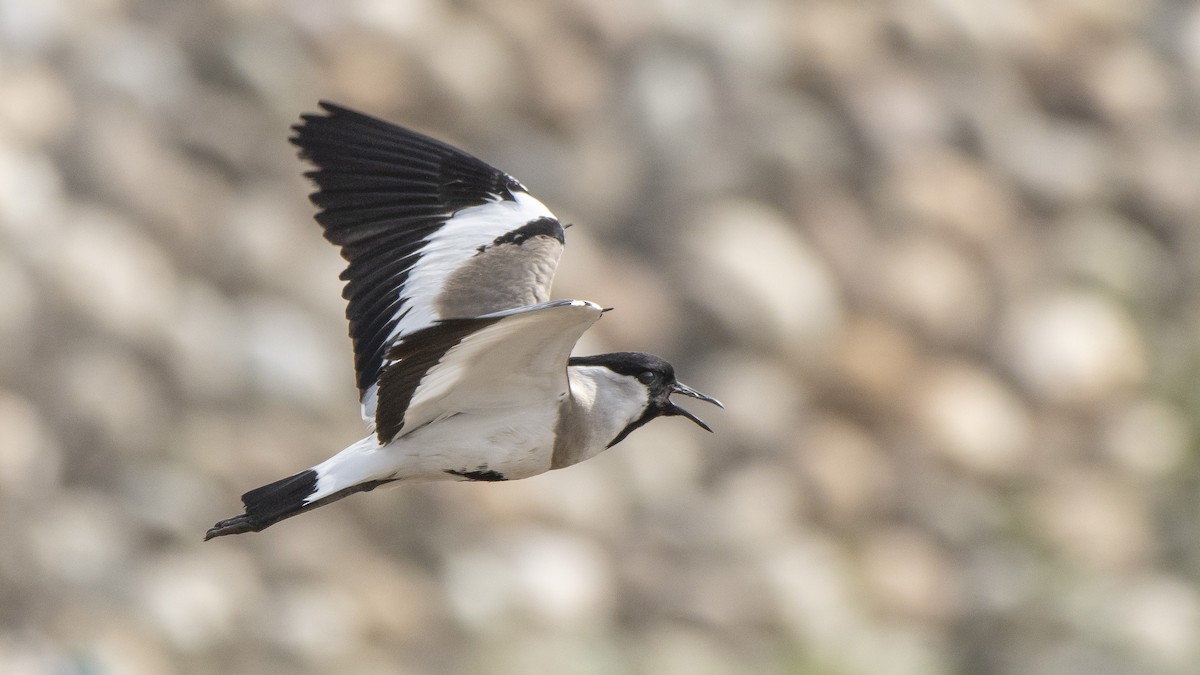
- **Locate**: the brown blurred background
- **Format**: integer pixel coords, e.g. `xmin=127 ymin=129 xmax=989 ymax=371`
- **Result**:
xmin=2 ymin=0 xmax=1200 ymax=673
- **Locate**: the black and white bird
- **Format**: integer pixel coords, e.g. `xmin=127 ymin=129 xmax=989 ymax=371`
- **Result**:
xmin=206 ymin=102 xmax=722 ymax=540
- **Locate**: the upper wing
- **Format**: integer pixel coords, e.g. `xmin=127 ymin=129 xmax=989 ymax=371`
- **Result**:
xmin=290 ymin=102 xmax=566 ymax=421
xmin=374 ymin=300 xmax=604 ymax=443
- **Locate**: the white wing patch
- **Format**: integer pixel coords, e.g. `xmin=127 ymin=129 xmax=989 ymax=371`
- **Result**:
xmin=359 ymin=191 xmax=558 ymax=422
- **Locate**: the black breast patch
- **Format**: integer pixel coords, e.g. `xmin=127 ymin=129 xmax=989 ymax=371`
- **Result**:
xmin=445 ymin=468 xmax=508 ymax=481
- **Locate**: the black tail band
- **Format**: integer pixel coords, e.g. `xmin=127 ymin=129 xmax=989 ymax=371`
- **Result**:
xmin=205 ymin=470 xmax=394 ymax=540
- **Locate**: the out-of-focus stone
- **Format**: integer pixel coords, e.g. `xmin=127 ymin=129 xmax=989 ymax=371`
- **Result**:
xmin=762 ymin=532 xmax=859 ymax=646
xmin=1114 ymin=573 xmax=1200 ymax=668
xmin=263 ymin=583 xmax=364 ymax=663
xmin=441 ymin=545 xmax=516 ymax=630
xmin=46 ymin=207 xmax=179 ymax=343
xmin=0 ymin=253 xmax=36 ymax=371
xmin=961 ymin=543 xmax=1041 ymax=614
xmin=859 ymin=526 xmax=961 ymax=622
xmin=442 ymin=527 xmax=615 ymax=631
xmin=75 ymin=102 xmax=233 ymax=248
xmin=835 ymin=313 xmax=919 ymax=404
xmin=467 ymin=465 xmax=631 ymax=536
xmin=135 ymin=549 xmax=262 ymax=652
xmin=887 ymin=0 xmax=1033 ymax=48
xmin=322 ymin=36 xmax=423 ymax=112
xmin=422 ymin=15 xmax=518 ymax=111
xmin=797 ymin=183 xmax=877 ymax=294
xmin=526 ymin=32 xmax=610 ymax=123
xmin=636 ymin=626 xmax=747 ymax=675
xmin=27 ymin=490 xmax=132 ymax=586
xmin=57 ymin=342 xmax=168 ymax=455
xmin=1118 ymin=130 xmax=1200 ymax=224
xmin=0 ymin=147 xmax=64 ymax=239
xmin=681 ymin=199 xmax=842 ymax=364
xmin=798 ymin=414 xmax=894 ymax=523
xmin=569 ymin=0 xmax=655 ymax=48
xmin=879 ymin=233 xmax=991 ymax=344
xmin=162 ymin=280 xmax=245 ymax=401
xmin=348 ymin=0 xmax=446 ymax=43
xmin=991 ymin=117 xmax=1109 ymax=203
xmin=1185 ymin=4 xmax=1200 ymax=76
xmin=1102 ymin=398 xmax=1188 ymax=479
xmin=76 ymin=23 xmax=189 ymax=107
xmin=1082 ymin=39 xmax=1170 ymax=126
xmin=473 ymin=2 xmax=609 ymax=125
xmin=885 ymin=147 xmax=1020 ymax=245
xmin=0 ymin=62 xmax=75 ymax=147
xmin=714 ymin=461 xmax=806 ymax=544
xmin=0 ymin=0 xmax=70 ymax=54
xmin=0 ymin=389 xmax=61 ymax=499
xmin=219 ymin=188 xmax=314 ymax=290
xmin=843 ymin=67 xmax=951 ymax=159
xmin=510 ymin=529 xmax=614 ymax=628
xmin=238 ymin=293 xmax=346 ymax=409
xmin=694 ymin=350 xmax=803 ymax=448
xmin=763 ymin=533 xmax=955 ymax=675
xmin=910 ymin=359 xmax=1031 ymax=476
xmin=1002 ymin=290 xmax=1146 ymax=405
xmin=225 ymin=21 xmax=319 ymax=112
xmin=629 ymin=48 xmax=717 ymax=162
xmin=1031 ymin=469 xmax=1154 ymax=573
xmin=556 ymin=124 xmax=648 ymax=228
xmin=118 ymin=460 xmax=215 ymax=534
xmin=785 ymin=1 xmax=887 ymax=78
xmin=176 ymin=408 xmax=256 ymax=478
xmin=55 ymin=613 xmax=176 ymax=675
xmin=471 ymin=632 xmax=626 ymax=675
xmin=569 ymin=252 xmax=681 ymax=353
xmin=170 ymin=92 xmax=285 ymax=176
xmin=336 ymin=555 xmax=444 ymax=641
xmin=708 ymin=0 xmax=790 ymax=78
xmin=746 ymin=90 xmax=854 ymax=182
xmin=1024 ymin=1 xmax=1150 ymax=61
xmin=616 ymin=421 xmax=704 ymax=507
xmin=1053 ymin=208 xmax=1175 ymax=305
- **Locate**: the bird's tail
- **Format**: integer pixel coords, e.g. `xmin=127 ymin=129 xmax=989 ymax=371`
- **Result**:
xmin=205 ymin=437 xmax=394 ymax=540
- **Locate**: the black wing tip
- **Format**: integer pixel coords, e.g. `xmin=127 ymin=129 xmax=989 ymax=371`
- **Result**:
xmin=303 ymin=100 xmax=368 ymax=122
xmin=317 ymin=99 xmax=344 ymax=113
xmin=288 ymin=101 xmax=372 ymax=148
xmin=290 ymin=100 xmax=415 ymax=144
xmin=287 ymin=100 xmax=525 ymax=200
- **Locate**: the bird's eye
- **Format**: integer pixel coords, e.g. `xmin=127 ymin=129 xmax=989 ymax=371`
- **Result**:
xmin=637 ymin=371 xmax=656 ymax=385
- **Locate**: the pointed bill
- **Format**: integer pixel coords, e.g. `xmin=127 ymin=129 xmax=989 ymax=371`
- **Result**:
xmin=667 ymin=381 xmax=723 ymax=432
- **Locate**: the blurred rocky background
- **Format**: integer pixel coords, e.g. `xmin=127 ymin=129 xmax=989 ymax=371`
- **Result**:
xmin=2 ymin=0 xmax=1200 ymax=673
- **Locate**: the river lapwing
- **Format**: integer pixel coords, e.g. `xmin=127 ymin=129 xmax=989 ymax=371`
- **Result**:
xmin=205 ymin=102 xmax=722 ymax=539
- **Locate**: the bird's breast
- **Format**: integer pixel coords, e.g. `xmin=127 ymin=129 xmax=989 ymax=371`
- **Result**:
xmin=388 ymin=404 xmax=561 ymax=482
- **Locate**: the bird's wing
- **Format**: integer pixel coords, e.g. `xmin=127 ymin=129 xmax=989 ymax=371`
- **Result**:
xmin=290 ymin=102 xmax=566 ymax=422
xmin=374 ymin=300 xmax=603 ymax=443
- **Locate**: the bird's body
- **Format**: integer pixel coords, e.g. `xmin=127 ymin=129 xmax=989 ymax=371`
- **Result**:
xmin=206 ymin=102 xmax=720 ymax=540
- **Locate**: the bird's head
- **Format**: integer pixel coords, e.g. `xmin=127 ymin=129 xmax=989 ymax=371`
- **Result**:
xmin=568 ymin=352 xmax=723 ymax=448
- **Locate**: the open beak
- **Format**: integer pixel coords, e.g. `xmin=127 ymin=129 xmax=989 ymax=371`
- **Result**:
xmin=667 ymin=381 xmax=724 ymax=433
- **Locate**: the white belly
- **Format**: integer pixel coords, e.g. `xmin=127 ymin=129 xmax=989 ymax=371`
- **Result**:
xmin=385 ymin=403 xmax=560 ymax=481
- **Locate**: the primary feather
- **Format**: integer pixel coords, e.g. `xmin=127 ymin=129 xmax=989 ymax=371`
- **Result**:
xmin=291 ymin=102 xmax=565 ymax=424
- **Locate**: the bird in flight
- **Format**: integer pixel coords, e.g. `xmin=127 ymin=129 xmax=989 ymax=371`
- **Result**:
xmin=206 ymin=102 xmax=722 ymax=540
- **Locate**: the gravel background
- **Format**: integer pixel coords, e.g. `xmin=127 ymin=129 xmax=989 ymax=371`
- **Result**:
xmin=3 ymin=1 xmax=1200 ymax=674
